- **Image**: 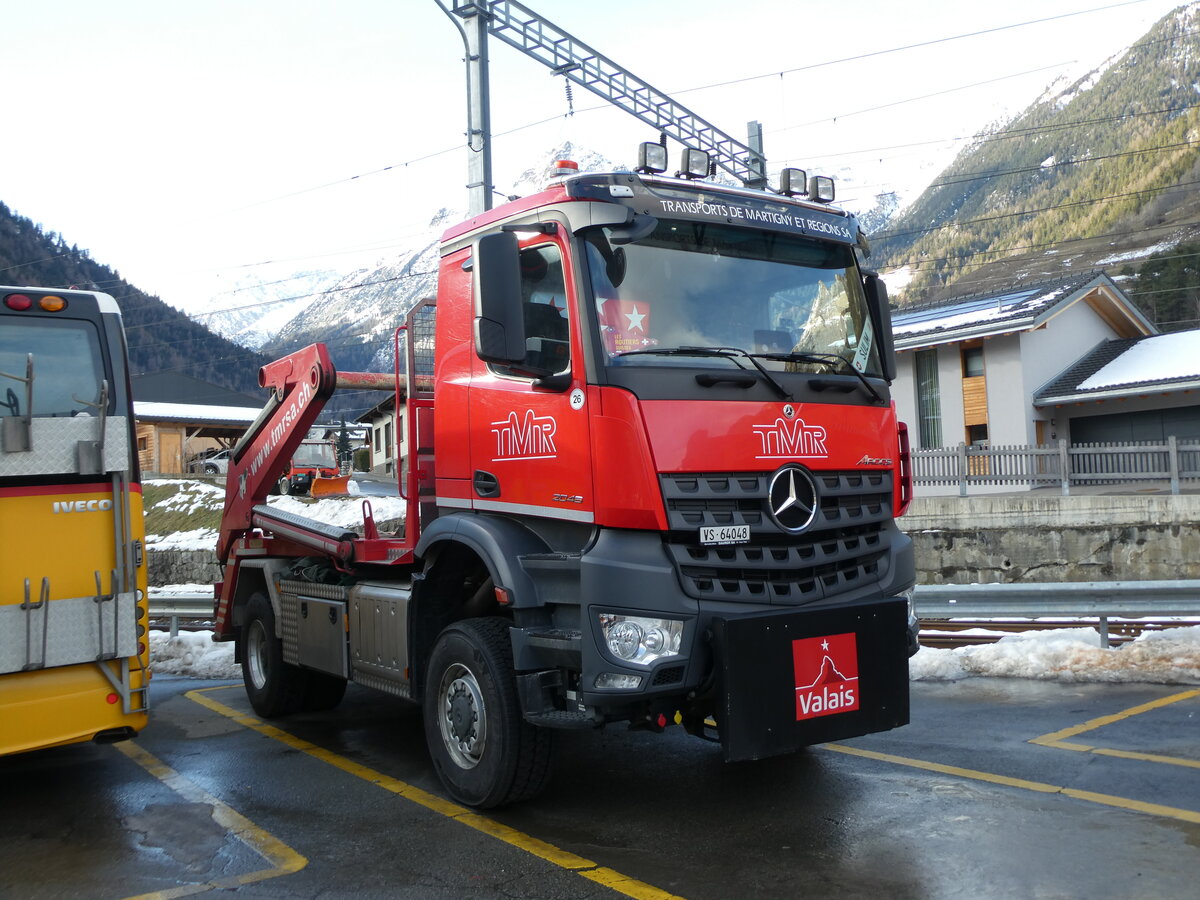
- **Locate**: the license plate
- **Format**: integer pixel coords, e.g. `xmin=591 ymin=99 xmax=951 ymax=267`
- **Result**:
xmin=700 ymin=525 xmax=750 ymax=546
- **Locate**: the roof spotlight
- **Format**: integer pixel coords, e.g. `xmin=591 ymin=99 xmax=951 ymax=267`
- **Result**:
xmin=808 ymin=175 xmax=835 ymax=203
xmin=637 ymin=141 xmax=668 ymax=174
xmin=779 ymin=168 xmax=807 ymax=197
xmin=679 ymin=148 xmax=710 ymax=179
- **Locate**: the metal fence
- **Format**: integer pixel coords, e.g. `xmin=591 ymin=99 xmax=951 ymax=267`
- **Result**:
xmin=912 ymin=437 xmax=1200 ymax=495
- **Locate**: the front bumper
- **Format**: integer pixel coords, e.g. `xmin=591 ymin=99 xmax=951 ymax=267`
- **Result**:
xmin=575 ymin=528 xmax=913 ymax=755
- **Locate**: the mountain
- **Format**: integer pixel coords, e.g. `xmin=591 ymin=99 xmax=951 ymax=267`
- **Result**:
xmin=873 ymin=2 xmax=1200 ymax=309
xmin=197 ymin=268 xmax=346 ymax=351
xmin=0 ymin=202 xmax=269 ymax=396
xmin=237 ymin=143 xmax=619 ymax=418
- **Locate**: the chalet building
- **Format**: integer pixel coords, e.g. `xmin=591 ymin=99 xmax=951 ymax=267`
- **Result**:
xmin=891 ymin=272 xmax=1156 ymax=453
xmin=890 ymin=271 xmax=1200 ymax=494
xmin=1034 ymin=330 xmax=1200 ymax=442
xmin=358 ymin=394 xmax=406 ymax=477
xmin=130 ymin=373 xmax=263 ymax=475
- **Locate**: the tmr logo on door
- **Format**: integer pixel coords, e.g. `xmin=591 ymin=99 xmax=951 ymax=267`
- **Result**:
xmin=792 ymin=632 xmax=860 ymax=721
xmin=491 ymin=409 xmax=557 ymax=461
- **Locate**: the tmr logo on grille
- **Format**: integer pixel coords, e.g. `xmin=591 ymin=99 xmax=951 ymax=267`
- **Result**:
xmin=792 ymin=632 xmax=860 ymax=721
xmin=752 ymin=417 xmax=828 ymax=459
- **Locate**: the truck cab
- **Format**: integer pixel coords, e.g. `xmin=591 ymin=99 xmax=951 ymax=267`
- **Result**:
xmin=215 ymin=151 xmax=916 ymax=809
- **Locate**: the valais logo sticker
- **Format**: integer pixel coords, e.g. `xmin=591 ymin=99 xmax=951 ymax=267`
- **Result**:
xmin=792 ymin=632 xmax=860 ymax=721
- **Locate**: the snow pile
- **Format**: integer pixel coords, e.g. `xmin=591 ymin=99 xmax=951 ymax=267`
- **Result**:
xmin=150 ymin=631 xmax=240 ymax=680
xmin=910 ymin=625 xmax=1200 ymax=684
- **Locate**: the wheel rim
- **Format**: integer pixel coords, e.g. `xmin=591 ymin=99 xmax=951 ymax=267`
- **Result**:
xmin=246 ymin=619 xmax=269 ymax=690
xmin=438 ymin=662 xmax=487 ymax=769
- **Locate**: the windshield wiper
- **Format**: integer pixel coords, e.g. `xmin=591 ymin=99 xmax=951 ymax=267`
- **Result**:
xmin=751 ymin=351 xmax=884 ymax=403
xmin=614 ymin=346 xmax=792 ymax=400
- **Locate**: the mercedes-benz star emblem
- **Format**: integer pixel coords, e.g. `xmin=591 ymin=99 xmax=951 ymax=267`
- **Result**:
xmin=767 ymin=465 xmax=818 ymax=532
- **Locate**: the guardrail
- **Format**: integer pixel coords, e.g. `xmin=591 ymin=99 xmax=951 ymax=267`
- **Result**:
xmin=914 ymin=581 xmax=1200 ymax=647
xmin=148 ymin=594 xmax=213 ymax=637
xmin=150 ymin=582 xmax=1200 ymax=647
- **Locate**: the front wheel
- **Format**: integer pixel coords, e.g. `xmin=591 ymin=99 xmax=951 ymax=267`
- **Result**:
xmin=277 ymin=476 xmax=291 ymax=496
xmin=423 ymin=618 xmax=553 ymax=808
xmin=241 ymin=593 xmax=307 ymax=717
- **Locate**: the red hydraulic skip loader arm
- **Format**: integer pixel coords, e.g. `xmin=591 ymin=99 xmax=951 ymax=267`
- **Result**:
xmin=213 ymin=343 xmax=409 ymax=637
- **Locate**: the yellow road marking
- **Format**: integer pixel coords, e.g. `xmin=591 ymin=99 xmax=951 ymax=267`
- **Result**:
xmin=824 ymin=742 xmax=1200 ymax=825
xmin=115 ymin=741 xmax=306 ymax=900
xmin=1029 ymin=689 xmax=1200 ymax=769
xmin=186 ymin=687 xmax=683 ymax=900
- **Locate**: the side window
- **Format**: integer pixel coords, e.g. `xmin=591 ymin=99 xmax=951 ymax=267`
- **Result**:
xmin=495 ymin=243 xmax=569 ymax=377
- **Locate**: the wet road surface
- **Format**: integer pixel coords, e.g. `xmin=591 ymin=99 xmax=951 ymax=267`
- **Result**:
xmin=2 ymin=675 xmax=1197 ymax=899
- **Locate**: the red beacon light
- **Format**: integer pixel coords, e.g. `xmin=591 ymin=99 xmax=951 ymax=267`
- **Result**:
xmin=551 ymin=159 xmax=579 ymax=177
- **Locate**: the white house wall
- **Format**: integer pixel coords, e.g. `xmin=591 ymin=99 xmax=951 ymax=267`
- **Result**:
xmin=981 ymin=333 xmax=1027 ymax=444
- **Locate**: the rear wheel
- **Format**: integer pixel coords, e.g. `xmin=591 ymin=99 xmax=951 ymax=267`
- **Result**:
xmin=423 ymin=617 xmax=553 ymax=808
xmin=241 ymin=593 xmax=307 ymax=717
xmin=278 ymin=477 xmax=291 ymax=495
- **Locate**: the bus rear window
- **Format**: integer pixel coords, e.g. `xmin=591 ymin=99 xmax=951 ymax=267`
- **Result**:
xmin=0 ymin=319 xmax=107 ymax=418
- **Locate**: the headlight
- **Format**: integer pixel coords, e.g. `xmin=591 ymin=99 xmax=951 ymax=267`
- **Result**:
xmin=901 ymin=585 xmax=917 ymax=626
xmin=598 ymin=614 xmax=684 ymax=667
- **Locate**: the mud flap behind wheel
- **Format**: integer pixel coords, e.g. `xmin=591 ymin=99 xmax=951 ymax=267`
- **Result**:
xmin=712 ymin=599 xmax=910 ymax=762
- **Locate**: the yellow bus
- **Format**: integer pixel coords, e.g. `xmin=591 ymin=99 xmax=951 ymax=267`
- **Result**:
xmin=0 ymin=286 xmax=149 ymax=754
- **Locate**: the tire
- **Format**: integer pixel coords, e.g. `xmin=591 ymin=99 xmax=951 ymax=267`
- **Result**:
xmin=241 ymin=593 xmax=308 ymax=717
xmin=204 ymin=463 xmax=219 ymax=475
xmin=278 ymin=477 xmax=291 ymax=496
xmin=423 ymin=617 xmax=554 ymax=808
xmin=302 ymin=670 xmax=347 ymax=711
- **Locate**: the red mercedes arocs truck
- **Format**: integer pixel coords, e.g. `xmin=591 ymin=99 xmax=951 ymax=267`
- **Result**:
xmin=213 ymin=151 xmax=918 ymax=807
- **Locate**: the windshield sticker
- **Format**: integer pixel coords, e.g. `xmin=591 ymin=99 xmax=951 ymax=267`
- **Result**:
xmin=852 ymin=317 xmax=875 ymax=373
xmin=653 ymin=198 xmax=855 ymax=243
xmin=598 ymin=298 xmax=659 ymax=355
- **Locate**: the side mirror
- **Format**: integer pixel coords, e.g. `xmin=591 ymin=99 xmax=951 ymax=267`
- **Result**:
xmin=864 ymin=274 xmax=897 ymax=383
xmin=475 ymin=232 xmax=527 ymax=367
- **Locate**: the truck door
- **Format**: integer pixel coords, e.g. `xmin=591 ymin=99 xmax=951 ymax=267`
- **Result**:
xmin=468 ymin=239 xmax=594 ymax=526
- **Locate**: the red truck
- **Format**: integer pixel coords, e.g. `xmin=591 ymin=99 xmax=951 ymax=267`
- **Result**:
xmin=214 ymin=148 xmax=918 ymax=807
xmin=275 ymin=439 xmax=339 ymax=496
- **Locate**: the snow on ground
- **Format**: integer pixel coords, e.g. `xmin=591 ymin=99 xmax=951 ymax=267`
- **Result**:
xmin=144 ymin=477 xmax=407 ymax=551
xmin=150 ymin=625 xmax=1200 ymax=685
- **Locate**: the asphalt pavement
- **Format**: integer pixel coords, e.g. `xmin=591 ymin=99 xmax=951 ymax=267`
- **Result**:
xmin=2 ymin=675 xmax=1197 ymax=899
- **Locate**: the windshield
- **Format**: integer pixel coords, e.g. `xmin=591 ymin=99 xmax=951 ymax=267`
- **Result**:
xmin=293 ymin=443 xmax=336 ymax=467
xmin=0 ymin=319 xmax=107 ymax=417
xmin=584 ymin=220 xmax=881 ymax=376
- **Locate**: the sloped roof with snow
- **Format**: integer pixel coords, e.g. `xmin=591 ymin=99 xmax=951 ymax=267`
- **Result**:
xmin=1035 ymin=329 xmax=1200 ymax=404
xmin=891 ymin=272 xmax=1152 ymax=350
xmin=134 ymin=401 xmax=261 ymax=426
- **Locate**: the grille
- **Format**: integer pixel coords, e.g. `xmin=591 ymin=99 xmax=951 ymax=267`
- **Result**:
xmin=652 ymin=664 xmax=686 ymax=686
xmin=660 ymin=470 xmax=893 ymax=604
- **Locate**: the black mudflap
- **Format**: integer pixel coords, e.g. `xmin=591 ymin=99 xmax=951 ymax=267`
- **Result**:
xmin=712 ymin=598 xmax=910 ymax=762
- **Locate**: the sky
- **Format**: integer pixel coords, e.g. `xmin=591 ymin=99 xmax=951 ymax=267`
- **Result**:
xmin=1 ymin=0 xmax=1188 ymax=313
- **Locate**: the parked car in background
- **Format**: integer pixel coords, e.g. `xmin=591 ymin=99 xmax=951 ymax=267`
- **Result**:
xmin=189 ymin=448 xmax=232 ymax=475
